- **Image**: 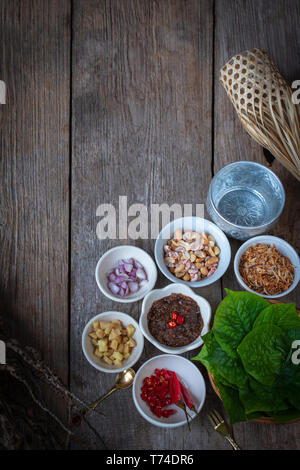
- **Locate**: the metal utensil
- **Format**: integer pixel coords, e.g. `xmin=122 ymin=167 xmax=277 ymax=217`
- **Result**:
xmin=71 ymin=368 xmax=135 ymax=426
xmin=208 ymin=409 xmax=241 ymax=450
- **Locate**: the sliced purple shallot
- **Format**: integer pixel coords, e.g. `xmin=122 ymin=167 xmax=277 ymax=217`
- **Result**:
xmin=107 ymin=258 xmax=148 ymax=297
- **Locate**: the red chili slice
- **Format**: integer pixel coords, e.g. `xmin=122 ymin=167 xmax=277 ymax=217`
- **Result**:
xmin=179 ymin=382 xmax=193 ymax=409
xmin=155 ymin=382 xmax=168 ymax=393
xmin=144 ymin=377 xmax=152 ymax=386
xmin=157 ymin=388 xmax=168 ymax=400
xmin=172 ymin=372 xmax=182 ymax=404
xmin=169 ymin=372 xmax=174 ymax=403
xmin=164 ymin=397 xmax=172 ymax=406
xmin=142 ymin=369 xmax=192 ymax=421
xmin=176 ymin=315 xmax=184 ymax=325
xmin=151 ymin=376 xmax=159 ymax=386
xmin=162 ymin=409 xmax=175 ymax=418
xmin=163 ymin=370 xmax=171 ymax=380
xmin=168 ymin=320 xmax=177 ymax=328
xmin=153 ymin=407 xmax=162 ymax=418
xmin=170 ymin=312 xmax=178 ymax=321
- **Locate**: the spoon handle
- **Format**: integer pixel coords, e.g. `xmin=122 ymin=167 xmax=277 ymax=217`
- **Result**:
xmin=71 ymin=386 xmax=117 ymax=426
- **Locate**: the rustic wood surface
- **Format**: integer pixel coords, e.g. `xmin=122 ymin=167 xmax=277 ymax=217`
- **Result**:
xmin=214 ymin=0 xmax=300 ymax=450
xmin=0 ymin=0 xmax=70 ymax=418
xmin=0 ymin=0 xmax=299 ymax=450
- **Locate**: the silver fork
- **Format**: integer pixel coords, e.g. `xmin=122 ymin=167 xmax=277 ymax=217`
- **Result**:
xmin=208 ymin=409 xmax=241 ymax=450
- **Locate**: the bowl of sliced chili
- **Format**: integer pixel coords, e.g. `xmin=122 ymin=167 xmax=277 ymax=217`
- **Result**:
xmin=132 ymin=354 xmax=206 ymax=428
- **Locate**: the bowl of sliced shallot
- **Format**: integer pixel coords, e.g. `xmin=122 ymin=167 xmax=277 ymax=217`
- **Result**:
xmin=95 ymin=245 xmax=158 ymax=303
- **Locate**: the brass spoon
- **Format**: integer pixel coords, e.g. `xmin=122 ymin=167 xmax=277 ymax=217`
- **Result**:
xmin=71 ymin=368 xmax=135 ymax=426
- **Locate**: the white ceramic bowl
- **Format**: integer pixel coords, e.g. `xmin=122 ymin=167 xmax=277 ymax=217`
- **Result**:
xmin=82 ymin=311 xmax=144 ymax=373
xmin=95 ymin=245 xmax=158 ymax=303
xmin=132 ymin=354 xmax=206 ymax=428
xmin=234 ymin=235 xmax=300 ymax=299
xmin=154 ymin=217 xmax=231 ymax=288
xmin=140 ymin=283 xmax=211 ymax=354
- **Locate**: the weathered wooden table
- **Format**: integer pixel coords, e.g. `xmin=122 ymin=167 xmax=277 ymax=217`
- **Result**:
xmin=1 ymin=0 xmax=299 ymax=450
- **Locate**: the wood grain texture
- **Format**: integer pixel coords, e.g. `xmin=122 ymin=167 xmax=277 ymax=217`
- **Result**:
xmin=214 ymin=0 xmax=300 ymax=449
xmin=70 ymin=0 xmax=226 ymax=450
xmin=0 ymin=0 xmax=70 ymax=387
xmin=1 ymin=0 xmax=299 ymax=451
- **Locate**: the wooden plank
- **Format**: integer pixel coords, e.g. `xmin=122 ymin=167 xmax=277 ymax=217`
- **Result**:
xmin=0 ymin=0 xmax=70 ymax=402
xmin=70 ymin=0 xmax=223 ymax=450
xmin=214 ymin=0 xmax=300 ymax=450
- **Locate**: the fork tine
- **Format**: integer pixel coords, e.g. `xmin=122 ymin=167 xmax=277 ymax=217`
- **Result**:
xmin=212 ymin=409 xmax=224 ymax=423
xmin=208 ymin=412 xmax=218 ymax=427
xmin=207 ymin=414 xmax=216 ymax=428
xmin=208 ymin=409 xmax=241 ymax=450
xmin=209 ymin=409 xmax=221 ymax=425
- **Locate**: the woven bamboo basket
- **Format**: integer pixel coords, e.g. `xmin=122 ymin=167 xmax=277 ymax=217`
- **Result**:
xmin=208 ymin=300 xmax=300 ymax=424
xmin=220 ymin=48 xmax=300 ymax=181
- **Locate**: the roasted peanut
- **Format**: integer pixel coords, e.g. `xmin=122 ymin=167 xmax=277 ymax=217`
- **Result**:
xmin=214 ymin=246 xmax=221 ymax=255
xmin=200 ymin=266 xmax=208 ymax=276
xmin=205 ymin=256 xmax=219 ymax=266
xmin=202 ymin=232 xmax=208 ymax=244
xmin=175 ymin=264 xmax=185 ymax=273
xmin=179 ymin=240 xmax=192 ymax=251
xmin=165 ymin=230 xmax=221 ymax=282
xmin=174 ymin=229 xmax=182 ymax=240
xmin=165 ymin=257 xmax=176 ymax=264
xmin=175 ymin=271 xmax=185 ymax=278
xmin=208 ymin=246 xmax=215 ymax=257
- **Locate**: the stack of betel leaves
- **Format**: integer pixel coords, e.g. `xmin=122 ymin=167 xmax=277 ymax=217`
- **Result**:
xmin=193 ymin=289 xmax=300 ymax=425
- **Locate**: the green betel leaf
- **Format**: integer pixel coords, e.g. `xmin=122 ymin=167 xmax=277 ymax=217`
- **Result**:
xmin=196 ymin=291 xmax=300 ymax=424
xmin=213 ymin=290 xmax=269 ymax=358
xmin=281 ymin=365 xmax=300 ymax=387
xmin=278 ymin=347 xmax=300 ymax=388
xmin=239 ymin=379 xmax=289 ymax=414
xmin=193 ymin=330 xmax=247 ymax=388
xmin=237 ymin=324 xmax=288 ymax=387
xmin=254 ymin=303 xmax=300 ymax=330
xmin=285 ymin=326 xmax=300 ymax=345
xmin=213 ymin=376 xmax=247 ymax=426
xmin=286 ymin=386 xmax=300 ymax=410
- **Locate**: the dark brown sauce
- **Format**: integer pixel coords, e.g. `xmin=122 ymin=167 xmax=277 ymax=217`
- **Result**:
xmin=147 ymin=293 xmax=203 ymax=347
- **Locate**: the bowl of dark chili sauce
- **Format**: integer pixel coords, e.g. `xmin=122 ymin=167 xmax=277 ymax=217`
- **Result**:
xmin=147 ymin=293 xmax=204 ymax=347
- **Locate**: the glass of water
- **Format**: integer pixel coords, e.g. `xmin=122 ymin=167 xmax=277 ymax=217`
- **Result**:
xmin=206 ymin=161 xmax=285 ymax=240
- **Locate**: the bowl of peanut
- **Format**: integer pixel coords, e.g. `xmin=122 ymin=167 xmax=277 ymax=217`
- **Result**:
xmin=155 ymin=217 xmax=231 ymax=288
xmin=82 ymin=311 xmax=144 ymax=373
